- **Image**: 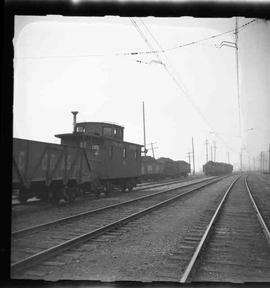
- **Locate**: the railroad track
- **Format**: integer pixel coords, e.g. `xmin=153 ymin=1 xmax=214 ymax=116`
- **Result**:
xmin=257 ymin=174 xmax=270 ymax=186
xmin=176 ymin=174 xmax=270 ymax=282
xmin=136 ymin=175 xmax=203 ymax=189
xmin=12 ymin=176 xmax=209 ymax=207
xmin=11 ymin=175 xmax=224 ymax=276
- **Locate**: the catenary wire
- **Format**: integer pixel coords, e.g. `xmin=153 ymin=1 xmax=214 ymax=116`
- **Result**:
xmin=132 ymin=17 xmax=237 ymax=153
xmin=15 ymin=19 xmax=257 ymax=60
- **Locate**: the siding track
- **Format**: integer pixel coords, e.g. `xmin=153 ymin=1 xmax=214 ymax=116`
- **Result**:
xmin=11 ymin=176 xmax=223 ymax=276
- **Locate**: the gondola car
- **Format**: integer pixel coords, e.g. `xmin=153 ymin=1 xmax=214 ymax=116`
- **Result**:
xmin=203 ymin=161 xmax=233 ymax=176
xmin=140 ymin=156 xmax=190 ymax=180
xmin=141 ymin=156 xmax=163 ymax=180
xmin=13 ymin=112 xmax=142 ymax=203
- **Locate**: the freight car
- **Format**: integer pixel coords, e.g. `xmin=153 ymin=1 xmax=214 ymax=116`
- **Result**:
xmin=13 ymin=112 xmax=142 ymax=203
xmin=203 ymin=161 xmax=233 ymax=176
xmin=141 ymin=156 xmax=163 ymax=180
xmin=140 ymin=156 xmax=190 ymax=180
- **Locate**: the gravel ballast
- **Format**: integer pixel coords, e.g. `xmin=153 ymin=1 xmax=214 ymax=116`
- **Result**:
xmin=14 ymin=176 xmax=236 ymax=281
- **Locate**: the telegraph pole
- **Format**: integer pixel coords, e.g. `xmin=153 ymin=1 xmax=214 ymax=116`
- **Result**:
xmin=146 ymin=142 xmax=158 ymax=159
xmin=186 ymin=152 xmax=191 ymax=166
xmin=151 ymin=143 xmax=155 ymax=159
xmin=260 ymin=152 xmax=263 ymax=172
xmin=213 ymin=141 xmax=217 ymax=162
xmin=240 ymin=152 xmax=242 ymax=172
xmin=227 ymin=152 xmax=230 ymax=164
xmin=192 ymin=137 xmax=195 ymax=175
xmin=205 ymin=139 xmax=209 ymax=162
xmin=269 ymin=144 xmax=270 ymax=173
xmin=210 ymin=144 xmax=213 ymax=161
xmin=253 ymin=157 xmax=255 ymax=171
xmin=142 ymin=101 xmax=147 ymax=156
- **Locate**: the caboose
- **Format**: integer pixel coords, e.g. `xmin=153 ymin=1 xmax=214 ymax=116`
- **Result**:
xmin=55 ymin=112 xmax=142 ymax=192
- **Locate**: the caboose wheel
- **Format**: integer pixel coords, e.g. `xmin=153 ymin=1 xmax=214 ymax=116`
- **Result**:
xmin=18 ymin=189 xmax=28 ymax=204
xmin=67 ymin=187 xmax=76 ymax=203
xmin=127 ymin=183 xmax=134 ymax=192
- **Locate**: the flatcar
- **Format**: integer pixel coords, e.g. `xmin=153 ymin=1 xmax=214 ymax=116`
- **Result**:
xmin=13 ymin=112 xmax=142 ymax=203
xmin=203 ymin=161 xmax=233 ymax=176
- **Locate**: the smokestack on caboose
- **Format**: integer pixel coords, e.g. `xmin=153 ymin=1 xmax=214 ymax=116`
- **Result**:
xmin=71 ymin=111 xmax=79 ymax=133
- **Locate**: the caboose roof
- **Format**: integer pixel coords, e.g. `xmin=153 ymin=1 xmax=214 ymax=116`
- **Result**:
xmin=76 ymin=122 xmax=124 ymax=128
xmin=54 ymin=132 xmax=143 ymax=147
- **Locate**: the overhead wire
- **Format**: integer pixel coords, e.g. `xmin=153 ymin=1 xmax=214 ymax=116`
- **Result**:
xmin=15 ymin=19 xmax=257 ymax=60
xmin=131 ymin=17 xmax=238 ymax=152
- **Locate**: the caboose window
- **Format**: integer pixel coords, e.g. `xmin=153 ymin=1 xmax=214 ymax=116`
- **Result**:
xmin=113 ymin=128 xmax=117 ymax=136
xmin=123 ymin=147 xmax=127 ymax=159
xmin=103 ymin=127 xmax=112 ymax=137
xmin=76 ymin=126 xmax=85 ymax=133
xmin=134 ymin=150 xmax=137 ymax=159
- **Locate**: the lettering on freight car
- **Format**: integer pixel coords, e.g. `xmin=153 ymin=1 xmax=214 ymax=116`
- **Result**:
xmin=18 ymin=151 xmax=25 ymax=170
xmin=42 ymin=154 xmax=48 ymax=170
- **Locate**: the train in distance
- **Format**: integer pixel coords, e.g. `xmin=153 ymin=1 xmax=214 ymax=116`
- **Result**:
xmin=203 ymin=161 xmax=233 ymax=176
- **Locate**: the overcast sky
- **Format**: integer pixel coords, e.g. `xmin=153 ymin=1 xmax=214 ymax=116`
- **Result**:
xmin=13 ymin=16 xmax=270 ymax=172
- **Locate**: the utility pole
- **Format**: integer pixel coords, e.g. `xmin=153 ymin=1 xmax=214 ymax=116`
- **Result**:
xmin=253 ymin=157 xmax=255 ymax=171
xmin=235 ymin=17 xmax=244 ymax=174
xmin=260 ymin=152 xmax=263 ymax=172
xmin=146 ymin=142 xmax=158 ymax=159
xmin=205 ymin=139 xmax=209 ymax=162
xmin=151 ymin=143 xmax=155 ymax=158
xmin=240 ymin=152 xmax=242 ymax=172
xmin=142 ymin=101 xmax=147 ymax=156
xmin=150 ymin=142 xmax=158 ymax=159
xmin=213 ymin=141 xmax=217 ymax=162
xmin=210 ymin=144 xmax=213 ymax=161
xmin=192 ymin=137 xmax=195 ymax=175
xmin=269 ymin=144 xmax=270 ymax=173
xmin=227 ymin=152 xmax=230 ymax=164
xmin=186 ymin=152 xmax=191 ymax=166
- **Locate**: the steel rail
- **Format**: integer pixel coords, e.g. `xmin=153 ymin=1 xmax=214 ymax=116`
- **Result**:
xmin=12 ymin=176 xmax=218 ymax=237
xmin=245 ymin=175 xmax=270 ymax=245
xmin=136 ymin=176 xmax=206 ymax=190
xmin=12 ymin=176 xmax=210 ymax=207
xmin=179 ymin=175 xmax=240 ymax=283
xmin=11 ymin=176 xmax=229 ymax=274
xmin=257 ymin=174 xmax=270 ymax=186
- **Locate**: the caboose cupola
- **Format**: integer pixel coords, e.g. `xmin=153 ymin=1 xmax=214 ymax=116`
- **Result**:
xmin=55 ymin=111 xmax=126 ymax=148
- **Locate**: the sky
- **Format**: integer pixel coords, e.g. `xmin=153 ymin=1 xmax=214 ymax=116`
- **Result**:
xmin=13 ymin=16 xmax=270 ymax=172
